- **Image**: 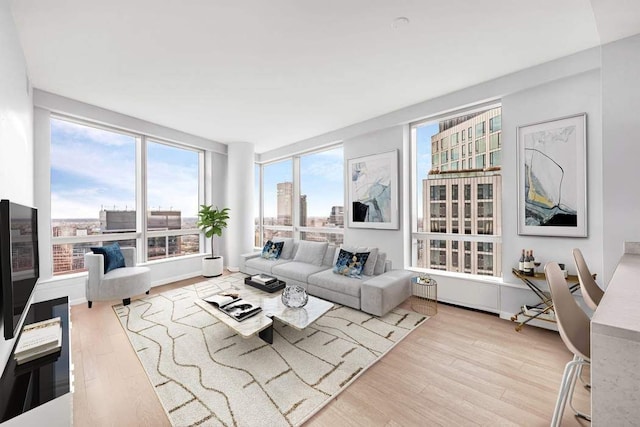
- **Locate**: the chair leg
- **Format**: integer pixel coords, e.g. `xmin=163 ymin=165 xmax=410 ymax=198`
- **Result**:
xmin=551 ymin=356 xmax=579 ymax=427
xmin=123 ymin=298 xmax=131 ymax=306
xmin=568 ymin=358 xmax=591 ymax=421
xmin=88 ymin=301 xmax=92 ymax=308
xmin=146 ymin=290 xmax=150 ymax=295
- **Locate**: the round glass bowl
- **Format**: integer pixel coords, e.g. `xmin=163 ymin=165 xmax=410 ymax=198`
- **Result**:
xmin=281 ymin=285 xmax=308 ymax=308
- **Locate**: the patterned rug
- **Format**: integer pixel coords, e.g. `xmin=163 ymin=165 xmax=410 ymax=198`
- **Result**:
xmin=113 ymin=273 xmax=427 ymax=427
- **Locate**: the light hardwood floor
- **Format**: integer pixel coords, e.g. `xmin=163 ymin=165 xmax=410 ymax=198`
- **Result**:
xmin=71 ymin=277 xmax=590 ymax=426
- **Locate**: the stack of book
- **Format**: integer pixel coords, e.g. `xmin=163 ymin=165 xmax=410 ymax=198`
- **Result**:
xmin=202 ymin=293 xmax=262 ymax=322
xmin=14 ymin=317 xmax=63 ymax=365
xmin=251 ymin=274 xmax=277 ymax=285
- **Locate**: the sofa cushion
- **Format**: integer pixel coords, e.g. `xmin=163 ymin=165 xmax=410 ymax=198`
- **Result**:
xmin=293 ymin=241 xmax=328 ymax=266
xmin=374 ymin=252 xmax=388 ymax=275
xmin=272 ymin=261 xmax=328 ymax=283
xmin=273 ymin=237 xmax=295 ymax=259
xmin=333 ymin=249 xmax=369 ymax=278
xmin=308 ymin=269 xmax=371 ymax=298
xmin=323 ymin=245 xmax=337 ymax=266
xmin=91 ymin=242 xmax=126 ymax=274
xmin=261 ymin=240 xmax=284 ymax=259
xmin=245 ymin=256 xmax=291 ymax=273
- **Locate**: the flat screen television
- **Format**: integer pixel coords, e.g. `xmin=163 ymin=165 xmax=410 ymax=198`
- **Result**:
xmin=0 ymin=200 xmax=40 ymax=340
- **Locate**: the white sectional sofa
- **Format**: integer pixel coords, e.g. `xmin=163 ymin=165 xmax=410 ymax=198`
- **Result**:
xmin=239 ymin=238 xmax=413 ymax=316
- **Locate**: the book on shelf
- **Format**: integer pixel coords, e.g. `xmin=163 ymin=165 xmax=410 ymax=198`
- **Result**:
xmin=14 ymin=317 xmax=63 ymax=365
xmin=202 ymin=293 xmax=262 ymax=322
xmin=250 ymin=274 xmax=277 ymax=285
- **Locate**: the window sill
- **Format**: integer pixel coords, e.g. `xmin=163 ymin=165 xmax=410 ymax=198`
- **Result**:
xmin=406 ymin=267 xmax=505 ymax=285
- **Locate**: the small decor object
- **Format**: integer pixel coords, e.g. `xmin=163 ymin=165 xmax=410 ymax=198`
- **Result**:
xmin=333 ymin=249 xmax=369 ymax=278
xmin=197 ymin=205 xmax=230 ymax=277
xmin=517 ymin=113 xmax=587 ymax=237
xmin=347 ymin=150 xmax=399 ymax=229
xmin=261 ymin=240 xmax=284 ymax=260
xmin=281 ymin=285 xmax=308 ymax=308
xmin=411 ymin=275 xmax=437 ymax=316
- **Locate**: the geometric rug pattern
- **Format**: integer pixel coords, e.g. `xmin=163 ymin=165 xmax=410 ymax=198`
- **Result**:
xmin=113 ymin=273 xmax=427 ymax=426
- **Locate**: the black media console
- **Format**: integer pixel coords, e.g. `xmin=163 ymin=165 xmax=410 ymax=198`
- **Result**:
xmin=0 ymin=297 xmax=70 ymax=424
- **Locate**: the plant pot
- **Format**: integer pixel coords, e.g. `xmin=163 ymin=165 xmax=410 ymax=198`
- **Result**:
xmin=202 ymin=256 xmax=223 ymax=277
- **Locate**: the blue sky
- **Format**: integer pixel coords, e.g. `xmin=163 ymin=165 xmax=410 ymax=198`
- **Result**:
xmin=51 ymin=118 xmax=198 ymax=219
xmin=52 ymin=118 xmax=436 ymax=221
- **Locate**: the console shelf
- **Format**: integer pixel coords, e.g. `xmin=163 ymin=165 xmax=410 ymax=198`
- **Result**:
xmin=0 ymin=297 xmax=71 ymax=426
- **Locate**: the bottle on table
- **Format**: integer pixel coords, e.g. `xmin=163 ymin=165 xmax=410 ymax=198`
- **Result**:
xmin=519 ymin=249 xmax=526 ymax=272
xmin=524 ymin=250 xmax=533 ymax=276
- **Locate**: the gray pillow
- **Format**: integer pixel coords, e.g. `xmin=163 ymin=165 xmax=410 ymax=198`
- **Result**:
xmin=374 ymin=252 xmax=387 ymax=275
xmin=323 ymin=245 xmax=337 ymax=266
xmin=273 ymin=237 xmax=294 ymax=259
xmin=293 ymin=241 xmax=328 ymax=266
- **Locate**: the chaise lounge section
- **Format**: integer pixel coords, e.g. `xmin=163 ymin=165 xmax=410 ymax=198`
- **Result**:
xmin=240 ymin=238 xmax=413 ymax=316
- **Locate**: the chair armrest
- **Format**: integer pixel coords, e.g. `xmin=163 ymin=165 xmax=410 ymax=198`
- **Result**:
xmin=85 ymin=252 xmax=105 ymax=300
xmin=120 ymin=247 xmax=136 ymax=267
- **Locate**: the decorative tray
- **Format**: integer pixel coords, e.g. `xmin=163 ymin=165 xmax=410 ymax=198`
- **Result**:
xmin=244 ymin=277 xmax=286 ymax=293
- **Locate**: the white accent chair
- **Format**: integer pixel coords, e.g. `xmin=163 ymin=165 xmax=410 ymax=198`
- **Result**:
xmin=85 ymin=247 xmax=151 ymax=308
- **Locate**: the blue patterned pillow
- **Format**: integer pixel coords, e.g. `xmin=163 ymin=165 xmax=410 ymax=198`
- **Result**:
xmin=333 ymin=249 xmax=370 ymax=278
xmin=261 ymin=240 xmax=284 ymax=260
xmin=90 ymin=242 xmax=126 ymax=274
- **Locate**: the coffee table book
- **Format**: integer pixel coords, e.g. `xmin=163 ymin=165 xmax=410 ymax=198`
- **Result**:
xmin=202 ymin=293 xmax=262 ymax=322
xmin=14 ymin=317 xmax=63 ymax=365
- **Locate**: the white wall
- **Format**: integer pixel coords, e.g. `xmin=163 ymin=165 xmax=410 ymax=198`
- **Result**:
xmin=602 ymin=34 xmax=640 ymax=282
xmin=0 ymin=0 xmax=34 ymax=373
xmin=261 ymin=47 xmax=604 ymax=316
xmin=342 ymin=126 xmax=406 ymax=269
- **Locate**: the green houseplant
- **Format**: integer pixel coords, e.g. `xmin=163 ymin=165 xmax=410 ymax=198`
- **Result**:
xmin=197 ymin=205 xmax=230 ymax=277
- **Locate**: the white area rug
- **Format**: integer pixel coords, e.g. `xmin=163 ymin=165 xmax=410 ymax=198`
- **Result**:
xmin=113 ymin=273 xmax=427 ymax=426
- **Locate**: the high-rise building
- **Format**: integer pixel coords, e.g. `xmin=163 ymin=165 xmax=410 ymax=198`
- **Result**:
xmin=421 ymin=108 xmax=502 ymax=276
xmin=329 ymin=206 xmax=344 ymax=227
xmin=277 ymin=182 xmax=292 ymax=225
xmin=300 ymin=194 xmax=307 ymax=227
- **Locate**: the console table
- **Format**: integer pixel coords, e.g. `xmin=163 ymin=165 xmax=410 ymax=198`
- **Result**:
xmin=0 ymin=297 xmax=71 ymax=426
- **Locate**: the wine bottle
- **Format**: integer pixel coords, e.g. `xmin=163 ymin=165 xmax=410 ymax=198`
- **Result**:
xmin=519 ymin=249 xmax=525 ymax=272
xmin=530 ymin=250 xmax=536 ymax=275
xmin=524 ymin=251 xmax=533 ymax=276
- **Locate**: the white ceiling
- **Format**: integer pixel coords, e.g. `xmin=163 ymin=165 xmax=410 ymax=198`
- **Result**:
xmin=9 ymin=0 xmax=640 ymax=153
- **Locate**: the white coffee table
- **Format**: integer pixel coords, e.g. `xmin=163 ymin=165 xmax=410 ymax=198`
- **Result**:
xmin=195 ymin=286 xmax=333 ymax=344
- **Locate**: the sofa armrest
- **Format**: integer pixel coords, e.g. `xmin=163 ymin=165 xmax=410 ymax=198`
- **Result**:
xmin=239 ymin=251 xmax=261 ymax=272
xmin=361 ymin=270 xmax=413 ymax=316
xmin=120 ymin=247 xmax=136 ymax=267
xmin=85 ymin=252 xmax=105 ymax=301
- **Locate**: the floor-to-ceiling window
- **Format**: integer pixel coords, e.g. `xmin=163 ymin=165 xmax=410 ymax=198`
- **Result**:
xmin=50 ymin=116 xmax=203 ymax=275
xmin=411 ymin=106 xmax=502 ymax=277
xmin=256 ymin=145 xmax=344 ymax=247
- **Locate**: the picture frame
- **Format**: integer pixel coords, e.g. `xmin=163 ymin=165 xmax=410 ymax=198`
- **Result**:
xmin=517 ymin=113 xmax=587 ymax=237
xmin=347 ymin=149 xmax=399 ymax=229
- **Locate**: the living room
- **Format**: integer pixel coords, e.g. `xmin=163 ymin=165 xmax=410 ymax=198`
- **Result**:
xmin=2 ymin=1 xmax=640 ymax=425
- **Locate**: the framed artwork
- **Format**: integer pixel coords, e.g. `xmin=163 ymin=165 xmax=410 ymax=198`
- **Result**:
xmin=347 ymin=149 xmax=399 ymax=229
xmin=517 ymin=113 xmax=587 ymax=237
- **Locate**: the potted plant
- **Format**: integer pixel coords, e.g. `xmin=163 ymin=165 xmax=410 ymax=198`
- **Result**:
xmin=197 ymin=205 xmax=230 ymax=277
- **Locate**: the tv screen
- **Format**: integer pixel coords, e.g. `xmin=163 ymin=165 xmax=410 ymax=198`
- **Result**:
xmin=0 ymin=200 xmax=40 ymax=340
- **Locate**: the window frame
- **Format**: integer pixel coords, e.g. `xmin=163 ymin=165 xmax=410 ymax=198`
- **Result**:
xmin=49 ymin=114 xmax=204 ymax=275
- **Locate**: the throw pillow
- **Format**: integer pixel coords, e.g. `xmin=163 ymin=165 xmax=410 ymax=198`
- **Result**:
xmin=273 ymin=237 xmax=294 ymax=259
xmin=90 ymin=242 xmax=126 ymax=274
xmin=293 ymin=241 xmax=329 ymax=266
xmin=261 ymin=240 xmax=284 ymax=260
xmin=333 ymin=249 xmax=370 ymax=278
xmin=336 ymin=245 xmax=378 ymax=276
xmin=374 ymin=252 xmax=387 ymax=275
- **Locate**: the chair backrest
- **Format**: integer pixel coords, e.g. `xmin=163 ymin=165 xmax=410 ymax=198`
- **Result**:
xmin=572 ymin=248 xmax=604 ymax=311
xmin=545 ymin=262 xmax=591 ymax=360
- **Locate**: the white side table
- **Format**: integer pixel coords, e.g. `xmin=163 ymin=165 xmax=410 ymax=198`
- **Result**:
xmin=411 ymin=276 xmax=438 ymax=316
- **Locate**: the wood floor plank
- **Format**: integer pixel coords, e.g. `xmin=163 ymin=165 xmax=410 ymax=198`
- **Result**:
xmin=71 ymin=278 xmax=593 ymax=426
